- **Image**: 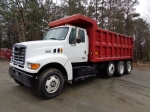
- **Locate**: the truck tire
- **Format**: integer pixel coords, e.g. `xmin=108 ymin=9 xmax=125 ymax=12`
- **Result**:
xmin=106 ymin=62 xmax=115 ymax=77
xmin=115 ymin=61 xmax=125 ymax=77
xmin=124 ymin=61 xmax=132 ymax=74
xmin=35 ymin=68 xmax=64 ymax=99
xmin=14 ymin=79 xmax=24 ymax=86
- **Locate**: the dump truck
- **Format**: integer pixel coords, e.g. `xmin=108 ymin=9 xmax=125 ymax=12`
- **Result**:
xmin=9 ymin=14 xmax=133 ymax=99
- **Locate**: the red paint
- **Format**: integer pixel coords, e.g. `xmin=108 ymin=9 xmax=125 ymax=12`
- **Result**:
xmin=0 ymin=49 xmax=12 ymax=59
xmin=0 ymin=50 xmax=5 ymax=58
xmin=49 ymin=14 xmax=133 ymax=62
xmin=5 ymin=50 xmax=12 ymax=58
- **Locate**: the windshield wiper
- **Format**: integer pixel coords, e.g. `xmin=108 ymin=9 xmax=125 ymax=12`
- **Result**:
xmin=49 ymin=38 xmax=56 ymax=40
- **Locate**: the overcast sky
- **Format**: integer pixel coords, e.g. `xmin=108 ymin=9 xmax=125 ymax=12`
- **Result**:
xmin=53 ymin=0 xmax=148 ymax=18
xmin=136 ymin=0 xmax=148 ymax=18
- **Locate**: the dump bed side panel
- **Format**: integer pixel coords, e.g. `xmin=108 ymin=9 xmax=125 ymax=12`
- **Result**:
xmin=88 ymin=28 xmax=133 ymax=62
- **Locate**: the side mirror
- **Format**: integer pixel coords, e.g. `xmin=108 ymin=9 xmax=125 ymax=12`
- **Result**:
xmin=71 ymin=39 xmax=76 ymax=46
xmin=76 ymin=28 xmax=80 ymax=43
xmin=76 ymin=39 xmax=80 ymax=43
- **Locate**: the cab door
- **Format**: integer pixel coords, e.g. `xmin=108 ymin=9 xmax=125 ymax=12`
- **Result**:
xmin=68 ymin=28 xmax=88 ymax=63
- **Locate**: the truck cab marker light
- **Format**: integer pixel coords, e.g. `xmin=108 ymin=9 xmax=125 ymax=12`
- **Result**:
xmin=60 ymin=48 xmax=63 ymax=53
xmin=95 ymin=52 xmax=98 ymax=55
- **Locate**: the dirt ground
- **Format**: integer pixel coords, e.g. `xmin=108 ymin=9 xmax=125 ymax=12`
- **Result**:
xmin=0 ymin=60 xmax=150 ymax=112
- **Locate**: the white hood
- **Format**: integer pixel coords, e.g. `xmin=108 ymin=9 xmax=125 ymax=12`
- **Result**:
xmin=17 ymin=40 xmax=64 ymax=48
xmin=16 ymin=40 xmax=65 ymax=59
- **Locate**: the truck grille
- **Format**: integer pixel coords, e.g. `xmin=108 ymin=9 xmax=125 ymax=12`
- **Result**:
xmin=12 ymin=44 xmax=26 ymax=65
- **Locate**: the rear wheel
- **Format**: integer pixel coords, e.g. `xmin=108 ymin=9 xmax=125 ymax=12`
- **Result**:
xmin=35 ymin=68 xmax=64 ymax=99
xmin=106 ymin=62 xmax=115 ymax=77
xmin=125 ymin=61 xmax=132 ymax=74
xmin=115 ymin=61 xmax=125 ymax=77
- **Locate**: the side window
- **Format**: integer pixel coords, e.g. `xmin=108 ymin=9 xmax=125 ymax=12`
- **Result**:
xmin=79 ymin=30 xmax=85 ymax=43
xmin=69 ymin=28 xmax=76 ymax=44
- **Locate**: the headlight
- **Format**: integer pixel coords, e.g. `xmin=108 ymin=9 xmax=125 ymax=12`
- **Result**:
xmin=27 ymin=63 xmax=40 ymax=70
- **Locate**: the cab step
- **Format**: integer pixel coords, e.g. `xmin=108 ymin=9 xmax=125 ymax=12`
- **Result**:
xmin=74 ymin=74 xmax=96 ymax=81
xmin=73 ymin=66 xmax=98 ymax=81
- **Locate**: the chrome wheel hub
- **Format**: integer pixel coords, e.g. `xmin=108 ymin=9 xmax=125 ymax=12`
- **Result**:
xmin=45 ymin=75 xmax=60 ymax=93
xmin=109 ymin=64 xmax=115 ymax=75
xmin=127 ymin=63 xmax=131 ymax=72
xmin=120 ymin=64 xmax=124 ymax=74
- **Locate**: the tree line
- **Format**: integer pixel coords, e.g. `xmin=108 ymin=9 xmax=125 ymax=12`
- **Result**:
xmin=0 ymin=0 xmax=150 ymax=61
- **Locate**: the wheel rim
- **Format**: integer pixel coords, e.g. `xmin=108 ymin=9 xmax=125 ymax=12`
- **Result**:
xmin=127 ymin=62 xmax=131 ymax=72
xmin=45 ymin=75 xmax=60 ymax=93
xmin=109 ymin=63 xmax=115 ymax=75
xmin=120 ymin=64 xmax=124 ymax=74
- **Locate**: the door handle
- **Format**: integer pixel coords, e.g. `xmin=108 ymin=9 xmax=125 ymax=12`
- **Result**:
xmin=84 ymin=50 xmax=86 ymax=54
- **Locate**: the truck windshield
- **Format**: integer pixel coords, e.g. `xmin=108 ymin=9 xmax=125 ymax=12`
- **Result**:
xmin=44 ymin=27 xmax=69 ymax=40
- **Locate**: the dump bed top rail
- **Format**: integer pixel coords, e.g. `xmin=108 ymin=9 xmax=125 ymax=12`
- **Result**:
xmin=49 ymin=14 xmax=98 ymax=29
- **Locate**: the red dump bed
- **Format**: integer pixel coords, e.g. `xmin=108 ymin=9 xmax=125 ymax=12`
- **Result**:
xmin=49 ymin=14 xmax=133 ymax=62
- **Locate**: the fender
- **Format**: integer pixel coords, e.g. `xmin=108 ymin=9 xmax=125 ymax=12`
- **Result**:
xmin=26 ymin=54 xmax=73 ymax=80
xmin=64 ymin=59 xmax=72 ymax=80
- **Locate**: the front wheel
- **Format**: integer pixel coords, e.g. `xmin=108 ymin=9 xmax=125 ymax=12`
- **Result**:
xmin=35 ymin=68 xmax=64 ymax=99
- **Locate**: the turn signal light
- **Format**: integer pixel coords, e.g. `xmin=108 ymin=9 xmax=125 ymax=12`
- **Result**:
xmin=28 ymin=63 xmax=40 ymax=70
